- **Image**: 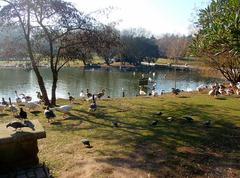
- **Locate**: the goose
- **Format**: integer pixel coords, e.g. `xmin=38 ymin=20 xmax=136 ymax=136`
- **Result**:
xmin=79 ymin=90 xmax=86 ymax=99
xmin=86 ymin=89 xmax=92 ymax=98
xmin=20 ymin=93 xmax=32 ymax=102
xmin=54 ymin=105 xmax=72 ymax=118
xmin=19 ymin=108 xmax=27 ymax=120
xmin=1 ymin=98 xmax=8 ymax=106
xmin=183 ymin=116 xmax=193 ymax=122
xmin=81 ymin=138 xmax=91 ymax=148
xmin=139 ymin=87 xmax=146 ymax=96
xmin=68 ymin=92 xmax=75 ymax=104
xmin=44 ymin=106 xmax=56 ymax=122
xmin=36 ymin=91 xmax=43 ymax=101
xmin=24 ymin=101 xmax=39 ymax=111
xmin=14 ymin=91 xmax=22 ymax=103
xmin=0 ymin=104 xmax=5 ymax=112
xmin=151 ymin=120 xmax=159 ymax=126
xmin=96 ymin=89 xmax=105 ymax=99
xmin=8 ymin=98 xmax=18 ymax=116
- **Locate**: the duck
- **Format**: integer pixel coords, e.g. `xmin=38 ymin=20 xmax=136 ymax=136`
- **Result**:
xmin=19 ymin=108 xmax=27 ymax=120
xmin=79 ymin=90 xmax=86 ymax=99
xmin=89 ymin=101 xmax=97 ymax=112
xmin=68 ymin=92 xmax=75 ymax=104
xmin=54 ymin=105 xmax=72 ymax=118
xmin=151 ymin=120 xmax=159 ymax=126
xmin=172 ymin=88 xmax=181 ymax=95
xmin=203 ymin=120 xmax=211 ymax=128
xmin=14 ymin=91 xmax=22 ymax=103
xmin=81 ymin=138 xmax=91 ymax=148
xmin=6 ymin=121 xmax=34 ymax=131
xmin=20 ymin=93 xmax=32 ymax=102
xmin=8 ymin=98 xmax=18 ymax=116
xmin=44 ymin=106 xmax=56 ymax=122
xmin=139 ymin=87 xmax=146 ymax=96
xmin=96 ymin=89 xmax=105 ymax=99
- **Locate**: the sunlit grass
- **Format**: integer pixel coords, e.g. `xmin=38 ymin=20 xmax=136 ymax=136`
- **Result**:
xmin=1 ymin=93 xmax=240 ymax=177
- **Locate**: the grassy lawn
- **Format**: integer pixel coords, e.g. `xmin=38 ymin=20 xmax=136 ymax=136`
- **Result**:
xmin=1 ymin=93 xmax=240 ymax=177
xmin=155 ymin=58 xmax=205 ymax=67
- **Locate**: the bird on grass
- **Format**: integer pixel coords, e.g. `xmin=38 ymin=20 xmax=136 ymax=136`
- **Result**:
xmin=154 ymin=111 xmax=163 ymax=116
xmin=151 ymin=120 xmax=159 ymax=126
xmin=183 ymin=116 xmax=193 ymax=122
xmin=20 ymin=93 xmax=32 ymax=102
xmin=81 ymin=138 xmax=91 ymax=148
xmin=19 ymin=108 xmax=27 ymax=120
xmin=89 ymin=101 xmax=97 ymax=112
xmin=1 ymin=98 xmax=8 ymax=106
xmin=172 ymin=88 xmax=182 ymax=95
xmin=166 ymin=117 xmax=174 ymax=122
xmin=79 ymin=90 xmax=86 ymax=99
xmin=9 ymin=98 xmax=18 ymax=116
xmin=15 ymin=91 xmax=22 ymax=103
xmin=203 ymin=120 xmax=211 ymax=128
xmin=96 ymin=89 xmax=105 ymax=99
xmin=36 ymin=91 xmax=43 ymax=102
xmin=44 ymin=106 xmax=56 ymax=123
xmin=6 ymin=121 xmax=34 ymax=131
xmin=86 ymin=89 xmax=93 ymax=98
xmin=68 ymin=92 xmax=75 ymax=104
xmin=112 ymin=121 xmax=119 ymax=127
xmin=54 ymin=105 xmax=72 ymax=118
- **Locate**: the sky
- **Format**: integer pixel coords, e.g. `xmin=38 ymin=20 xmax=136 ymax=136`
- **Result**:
xmin=68 ymin=0 xmax=210 ymax=36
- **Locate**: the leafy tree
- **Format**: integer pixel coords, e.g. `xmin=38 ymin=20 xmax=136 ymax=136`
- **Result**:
xmin=191 ymin=0 xmax=240 ymax=84
xmin=0 ymin=0 xmax=118 ymax=105
xmin=120 ymin=29 xmax=159 ymax=65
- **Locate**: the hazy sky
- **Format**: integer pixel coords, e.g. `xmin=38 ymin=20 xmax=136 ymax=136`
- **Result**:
xmin=68 ymin=0 xmax=210 ymax=36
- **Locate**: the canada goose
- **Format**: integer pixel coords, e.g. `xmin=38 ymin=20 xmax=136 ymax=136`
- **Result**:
xmin=89 ymin=101 xmax=97 ymax=112
xmin=1 ymin=98 xmax=8 ymax=106
xmin=36 ymin=91 xmax=43 ymax=101
xmin=44 ymin=106 xmax=56 ymax=122
xmin=15 ymin=91 xmax=22 ymax=103
xmin=68 ymin=92 xmax=75 ymax=104
xmin=8 ymin=98 xmax=18 ymax=116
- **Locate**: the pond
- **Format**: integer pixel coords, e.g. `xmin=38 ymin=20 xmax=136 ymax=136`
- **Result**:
xmin=0 ymin=67 xmax=221 ymax=101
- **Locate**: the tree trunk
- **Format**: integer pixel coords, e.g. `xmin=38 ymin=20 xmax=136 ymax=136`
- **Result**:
xmin=51 ymin=71 xmax=58 ymax=106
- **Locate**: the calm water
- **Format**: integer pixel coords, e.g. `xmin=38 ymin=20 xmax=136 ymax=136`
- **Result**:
xmin=0 ymin=67 xmax=221 ymax=101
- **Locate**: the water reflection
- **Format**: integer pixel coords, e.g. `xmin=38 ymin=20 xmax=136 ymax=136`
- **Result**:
xmin=0 ymin=67 xmax=221 ymax=101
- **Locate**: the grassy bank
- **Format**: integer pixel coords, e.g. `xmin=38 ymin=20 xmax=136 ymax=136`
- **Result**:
xmin=1 ymin=93 xmax=240 ymax=177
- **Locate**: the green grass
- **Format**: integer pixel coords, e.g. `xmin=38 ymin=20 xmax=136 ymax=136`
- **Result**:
xmin=1 ymin=93 xmax=240 ymax=177
xmin=155 ymin=57 xmax=205 ymax=67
